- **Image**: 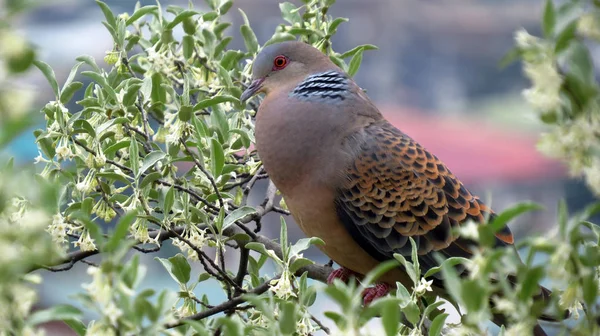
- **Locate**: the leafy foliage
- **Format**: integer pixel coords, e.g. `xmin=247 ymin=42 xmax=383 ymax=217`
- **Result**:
xmin=0 ymin=0 xmax=599 ymax=335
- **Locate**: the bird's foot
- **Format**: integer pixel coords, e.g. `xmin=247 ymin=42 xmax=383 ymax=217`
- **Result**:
xmin=362 ymin=283 xmax=392 ymax=306
xmin=327 ymin=267 xmax=359 ymax=285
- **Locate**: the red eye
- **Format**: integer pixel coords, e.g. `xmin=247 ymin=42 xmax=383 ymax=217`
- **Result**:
xmin=272 ymin=55 xmax=288 ymax=70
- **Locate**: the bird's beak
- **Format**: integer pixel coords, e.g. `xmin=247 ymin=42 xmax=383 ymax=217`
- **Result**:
xmin=240 ymin=78 xmax=265 ymax=103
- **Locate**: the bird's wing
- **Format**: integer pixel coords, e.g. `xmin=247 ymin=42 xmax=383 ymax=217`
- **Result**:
xmin=335 ymin=120 xmax=513 ymax=276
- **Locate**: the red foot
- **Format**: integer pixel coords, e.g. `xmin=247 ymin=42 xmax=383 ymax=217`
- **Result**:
xmin=327 ymin=267 xmax=358 ymax=285
xmin=362 ymin=283 xmax=391 ymax=306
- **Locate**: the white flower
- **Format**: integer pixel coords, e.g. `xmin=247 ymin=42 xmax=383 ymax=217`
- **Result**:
xmin=414 ymin=277 xmax=433 ymax=296
xmin=521 ymin=60 xmax=562 ymax=112
xmin=130 ymin=218 xmax=152 ymax=244
xmin=33 ymin=151 xmax=50 ymax=164
xmin=47 ymin=213 xmax=69 ymax=246
xmin=269 ymin=267 xmax=296 ymax=299
xmin=76 ymin=169 xmax=97 ymax=194
xmin=514 ymin=28 xmax=539 ymax=49
xmin=56 ymin=144 xmax=73 ymax=161
xmin=74 ymin=230 xmax=96 ymax=251
xmin=172 ymin=227 xmax=208 ymax=260
xmin=458 ymin=220 xmax=479 ymax=241
xmin=583 ymin=158 xmax=600 ymax=195
xmin=104 ymin=301 xmax=123 ymax=325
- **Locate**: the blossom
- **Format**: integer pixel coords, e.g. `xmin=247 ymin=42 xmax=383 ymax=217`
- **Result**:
xmin=269 ymin=267 xmax=296 ymax=299
xmin=414 ymin=277 xmax=433 ymax=296
xmin=47 ymin=213 xmax=69 ymax=247
xmin=73 ymin=230 xmax=96 ymax=251
xmin=172 ymin=227 xmax=208 ymax=260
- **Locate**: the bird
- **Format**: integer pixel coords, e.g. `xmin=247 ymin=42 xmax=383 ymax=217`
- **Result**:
xmin=240 ymin=41 xmax=552 ymax=336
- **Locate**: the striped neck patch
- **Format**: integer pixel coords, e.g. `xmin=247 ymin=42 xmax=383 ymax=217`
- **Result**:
xmin=290 ymin=70 xmax=350 ymax=103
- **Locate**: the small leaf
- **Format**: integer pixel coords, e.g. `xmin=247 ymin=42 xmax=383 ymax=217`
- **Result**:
xmin=156 ymin=254 xmax=191 ymax=285
xmin=403 ymin=301 xmax=420 ymax=325
xmin=60 ymin=81 xmax=84 ymax=105
xmin=34 ymin=60 xmax=59 ymax=98
xmin=279 ymin=301 xmax=298 ymax=334
xmin=240 ymin=23 xmax=258 ymax=54
xmin=542 ymin=0 xmax=556 ymax=37
xmin=289 ymin=237 xmax=324 ymax=256
xmin=28 ymin=304 xmax=83 ymax=326
xmin=395 ymin=282 xmax=411 ymax=308
xmin=194 ymin=95 xmax=238 ymax=111
xmin=347 ymin=47 xmax=364 ymax=77
xmin=166 ymin=10 xmax=199 ymax=29
xmin=126 ymin=5 xmax=158 ymax=26
xmin=222 ymin=206 xmax=256 ymax=230
xmin=210 ymin=137 xmax=224 ymax=177
xmin=489 ymin=202 xmax=543 ymax=233
xmin=105 ymin=211 xmax=137 ymax=252
xmin=340 ymin=44 xmax=378 ymax=59
xmin=139 ymin=151 xmax=166 ymax=177
xmin=428 ymin=313 xmax=449 ymax=336
xmin=245 ymin=242 xmax=269 ymax=255
xmin=163 ymin=186 xmax=174 ymax=217
xmin=95 ymin=1 xmax=116 ymax=29
xmin=129 ymin=137 xmax=140 ymax=177
xmin=381 ymin=299 xmax=400 ymax=336
xmin=289 ymin=257 xmax=314 ymax=273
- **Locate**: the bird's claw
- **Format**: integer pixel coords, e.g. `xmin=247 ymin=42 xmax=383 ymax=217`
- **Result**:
xmin=327 ymin=267 xmax=358 ymax=285
xmin=362 ymin=283 xmax=391 ymax=306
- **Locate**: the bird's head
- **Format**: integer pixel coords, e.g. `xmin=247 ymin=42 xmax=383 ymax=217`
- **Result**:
xmin=240 ymin=41 xmax=338 ymax=102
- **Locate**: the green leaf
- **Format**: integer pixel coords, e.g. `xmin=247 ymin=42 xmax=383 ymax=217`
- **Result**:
xmin=424 ymin=257 xmax=470 ymax=279
xmin=489 ymin=202 xmax=543 ymax=233
xmin=340 ymin=44 xmax=378 ymax=59
xmin=62 ymin=61 xmax=84 ymax=93
xmin=105 ymin=211 xmax=137 ymax=252
xmin=141 ymin=75 xmax=153 ymax=101
xmin=461 ymin=279 xmax=486 ymax=313
xmin=438 ymin=254 xmax=462 ymax=305
xmin=289 ymin=257 xmax=314 ymax=273
xmin=518 ymin=266 xmax=545 ymax=301
xmin=347 ymin=47 xmax=364 ymax=77
xmin=60 ymin=81 xmax=84 ymax=105
xmin=279 ymin=301 xmax=298 ymax=334
xmin=166 ymin=10 xmax=198 ymax=29
xmin=395 ymin=282 xmax=411 ymax=307
xmin=210 ymin=137 xmax=224 ymax=177
xmin=289 ymin=237 xmax=324 ymax=257
xmin=63 ymin=319 xmax=87 ymax=336
xmin=393 ymin=253 xmax=417 ymax=285
xmin=193 ymin=95 xmax=238 ymax=111
xmin=542 ymin=0 xmax=556 ymax=37
xmin=81 ymin=71 xmax=118 ymax=102
xmin=240 ymin=20 xmax=259 ymax=54
xmin=139 ymin=151 xmax=166 ymax=177
xmin=222 ymin=206 xmax=256 ymax=230
xmin=96 ymin=1 xmax=116 ymax=29
xmin=163 ymin=185 xmax=174 ymax=217
xmin=328 ymin=17 xmax=348 ymax=35
xmin=381 ymin=299 xmax=400 ymax=336
xmin=34 ymin=60 xmax=59 ymax=98
xmin=156 ymin=254 xmax=191 ymax=285
xmin=428 ymin=313 xmax=449 ymax=336
xmin=555 ymin=20 xmax=577 ymax=54
xmin=403 ymin=301 xmax=420 ymax=325
xmin=126 ymin=5 xmax=158 ymax=26
xmin=140 ymin=172 xmax=162 ymax=189
xmin=129 ymin=138 xmax=140 ymax=176
xmin=363 ymin=259 xmax=400 ymax=287
xmin=76 ymin=55 xmax=101 ymax=73
xmin=28 ymin=304 xmax=83 ymax=326
xmin=245 ymin=242 xmax=269 ymax=255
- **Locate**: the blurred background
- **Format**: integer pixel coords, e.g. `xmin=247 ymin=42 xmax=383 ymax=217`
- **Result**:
xmin=5 ymin=0 xmax=598 ymax=334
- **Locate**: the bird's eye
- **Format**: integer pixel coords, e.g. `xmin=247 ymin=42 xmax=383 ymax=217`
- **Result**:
xmin=272 ymin=55 xmax=288 ymax=70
